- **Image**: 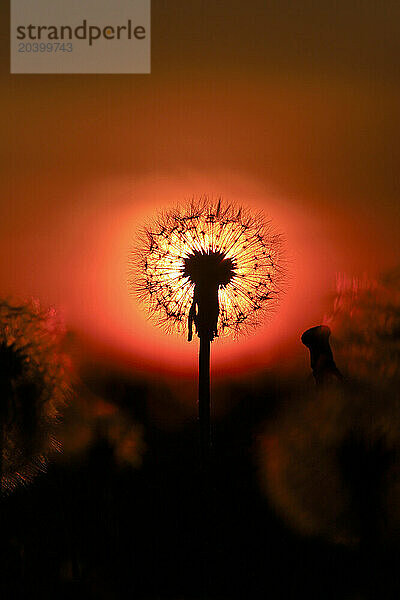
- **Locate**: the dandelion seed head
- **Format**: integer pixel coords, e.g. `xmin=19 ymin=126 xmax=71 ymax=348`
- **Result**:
xmin=130 ymin=197 xmax=285 ymax=339
xmin=0 ymin=299 xmax=70 ymax=493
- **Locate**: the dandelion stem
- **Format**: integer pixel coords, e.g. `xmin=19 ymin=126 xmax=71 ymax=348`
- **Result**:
xmin=198 ymin=335 xmax=212 ymax=600
xmin=198 ymin=335 xmax=211 ymax=469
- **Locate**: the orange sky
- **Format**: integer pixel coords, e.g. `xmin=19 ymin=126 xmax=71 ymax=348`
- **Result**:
xmin=1 ymin=2 xmax=399 ymax=378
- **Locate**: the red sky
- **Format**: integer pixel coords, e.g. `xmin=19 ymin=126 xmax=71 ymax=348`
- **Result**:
xmin=1 ymin=2 xmax=399 ymax=378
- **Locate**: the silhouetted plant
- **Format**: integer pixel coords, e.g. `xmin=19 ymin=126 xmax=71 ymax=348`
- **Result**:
xmin=259 ymin=272 xmax=400 ymax=549
xmin=130 ymin=197 xmax=285 ymax=463
xmin=0 ymin=299 xmax=69 ymax=493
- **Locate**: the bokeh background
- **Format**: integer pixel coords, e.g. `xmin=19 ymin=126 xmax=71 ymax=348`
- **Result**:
xmin=0 ymin=1 xmax=399 ymax=598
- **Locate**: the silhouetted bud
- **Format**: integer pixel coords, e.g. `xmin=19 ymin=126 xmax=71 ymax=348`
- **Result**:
xmin=301 ymin=325 xmax=342 ymax=386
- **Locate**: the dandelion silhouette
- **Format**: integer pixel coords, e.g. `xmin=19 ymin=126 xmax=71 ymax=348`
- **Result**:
xmin=133 ymin=198 xmax=284 ymax=340
xmin=130 ymin=197 xmax=285 ymax=462
xmin=0 ymin=299 xmax=69 ymax=493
